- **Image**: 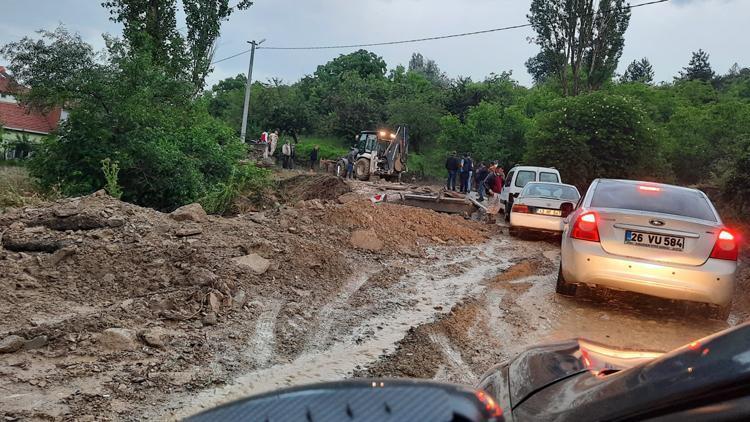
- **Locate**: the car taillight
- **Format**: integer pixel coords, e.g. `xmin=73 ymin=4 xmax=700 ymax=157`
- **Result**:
xmin=710 ymin=229 xmax=738 ymax=261
xmin=512 ymin=204 xmax=530 ymax=214
xmin=571 ymin=212 xmax=600 ymax=242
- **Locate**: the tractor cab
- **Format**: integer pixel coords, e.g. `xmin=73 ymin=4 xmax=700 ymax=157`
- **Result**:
xmin=355 ymin=130 xmax=392 ymax=155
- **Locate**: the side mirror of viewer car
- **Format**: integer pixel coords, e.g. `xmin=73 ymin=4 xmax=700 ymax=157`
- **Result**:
xmin=187 ymin=380 xmax=505 ymax=422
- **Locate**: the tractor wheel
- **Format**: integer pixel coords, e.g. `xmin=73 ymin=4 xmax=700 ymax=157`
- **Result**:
xmin=355 ymin=158 xmax=371 ymax=181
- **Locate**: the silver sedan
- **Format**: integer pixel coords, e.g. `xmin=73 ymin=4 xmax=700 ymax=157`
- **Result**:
xmin=558 ymin=179 xmax=739 ymax=318
xmin=509 ymin=182 xmax=580 ymax=235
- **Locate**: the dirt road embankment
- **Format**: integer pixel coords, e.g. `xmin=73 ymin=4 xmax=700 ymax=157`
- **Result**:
xmin=0 ymin=176 xmax=494 ymax=420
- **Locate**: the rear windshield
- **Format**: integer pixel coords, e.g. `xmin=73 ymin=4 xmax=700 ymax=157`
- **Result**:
xmin=539 ymin=172 xmax=559 ymax=183
xmin=590 ymin=181 xmax=717 ymax=222
xmin=515 ymin=170 xmax=536 ymax=188
xmin=522 ymin=183 xmax=579 ymax=201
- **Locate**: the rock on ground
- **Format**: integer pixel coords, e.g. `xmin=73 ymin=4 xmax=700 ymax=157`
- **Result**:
xmin=350 ymin=229 xmax=384 ymax=252
xmin=0 ymin=335 xmax=25 ymax=353
xmin=232 ymin=254 xmax=271 ymax=274
xmin=100 ymin=328 xmax=139 ymax=351
xmin=170 ymin=203 xmax=207 ymax=223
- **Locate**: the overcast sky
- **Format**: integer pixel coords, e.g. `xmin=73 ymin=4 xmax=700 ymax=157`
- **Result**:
xmin=1 ymin=0 xmax=748 ymax=88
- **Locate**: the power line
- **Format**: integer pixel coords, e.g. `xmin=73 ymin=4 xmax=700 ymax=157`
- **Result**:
xmin=212 ymin=0 xmax=669 ymax=64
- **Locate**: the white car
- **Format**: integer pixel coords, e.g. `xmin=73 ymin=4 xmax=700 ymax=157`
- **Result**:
xmin=509 ymin=182 xmax=581 ymax=235
xmin=500 ymin=166 xmax=562 ymax=221
xmin=558 ymin=179 xmax=739 ymax=319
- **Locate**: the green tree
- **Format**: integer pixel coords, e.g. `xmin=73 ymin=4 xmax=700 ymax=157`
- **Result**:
xmin=528 ymin=0 xmax=631 ymax=96
xmin=525 ymin=92 xmax=661 ymax=188
xmin=2 ymin=27 xmax=248 ymax=210
xmin=408 ymin=53 xmax=449 ymax=87
xmin=102 ymin=0 xmax=253 ymax=92
xmin=621 ymin=57 xmax=655 ymax=84
xmin=678 ymin=49 xmax=715 ymax=82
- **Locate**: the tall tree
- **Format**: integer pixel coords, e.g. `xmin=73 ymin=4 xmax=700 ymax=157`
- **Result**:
xmin=678 ymin=49 xmax=715 ymax=82
xmin=102 ymin=0 xmax=252 ymax=92
xmin=528 ymin=0 xmax=631 ymax=96
xmin=408 ymin=53 xmax=449 ymax=87
xmin=621 ymin=57 xmax=655 ymax=84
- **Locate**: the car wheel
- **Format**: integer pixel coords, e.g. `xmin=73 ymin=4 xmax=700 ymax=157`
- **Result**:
xmin=555 ymin=264 xmax=577 ymax=296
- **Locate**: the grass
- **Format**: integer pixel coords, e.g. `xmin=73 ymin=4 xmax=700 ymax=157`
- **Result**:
xmin=0 ymin=163 xmax=45 ymax=211
xmin=297 ymin=136 xmax=350 ymax=149
xmin=295 ymin=135 xmax=349 ymax=163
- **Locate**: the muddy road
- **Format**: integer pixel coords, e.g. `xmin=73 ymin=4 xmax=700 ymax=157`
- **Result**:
xmin=158 ymin=232 xmax=736 ymax=419
xmin=0 ymin=176 xmax=745 ymax=421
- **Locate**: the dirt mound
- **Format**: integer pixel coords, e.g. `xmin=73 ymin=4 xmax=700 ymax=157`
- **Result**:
xmin=326 ymin=200 xmax=489 ymax=254
xmin=280 ymin=174 xmax=351 ymax=202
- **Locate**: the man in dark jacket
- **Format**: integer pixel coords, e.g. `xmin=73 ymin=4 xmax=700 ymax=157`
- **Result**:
xmin=475 ymin=162 xmax=489 ymax=202
xmin=460 ymin=154 xmax=473 ymax=193
xmin=445 ymin=152 xmax=460 ymax=191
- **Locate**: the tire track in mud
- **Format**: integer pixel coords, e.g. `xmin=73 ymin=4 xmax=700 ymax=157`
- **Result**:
xmin=161 ymin=240 xmax=510 ymax=419
xmin=428 ymin=331 xmax=476 ymax=384
xmin=248 ymin=299 xmax=283 ymax=367
xmin=305 ymin=269 xmax=377 ymax=351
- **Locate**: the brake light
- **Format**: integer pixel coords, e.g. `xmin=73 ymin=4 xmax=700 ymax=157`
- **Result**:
xmin=710 ymin=229 xmax=738 ymax=261
xmin=571 ymin=212 xmax=600 ymax=242
xmin=512 ymin=204 xmax=530 ymax=214
xmin=638 ymin=185 xmax=661 ymax=192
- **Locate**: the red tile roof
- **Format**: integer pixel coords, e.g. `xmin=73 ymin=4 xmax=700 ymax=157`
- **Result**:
xmin=0 ymin=67 xmax=61 ymax=135
xmin=0 ymin=102 xmax=60 ymax=134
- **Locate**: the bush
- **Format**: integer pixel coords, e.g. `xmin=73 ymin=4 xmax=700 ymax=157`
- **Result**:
xmin=722 ymin=137 xmax=750 ymax=218
xmin=525 ymin=92 xmax=662 ymax=189
xmin=199 ymin=163 xmax=271 ymax=215
xmin=23 ymin=53 xmax=247 ymax=211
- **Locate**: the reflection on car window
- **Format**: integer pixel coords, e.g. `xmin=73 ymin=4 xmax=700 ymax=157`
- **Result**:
xmin=504 ymin=171 xmax=514 ymax=188
xmin=591 ymin=181 xmax=716 ymax=221
xmin=539 ymin=172 xmax=559 ymax=183
xmin=515 ymin=170 xmax=536 ymax=188
xmin=522 ymin=183 xmax=580 ymax=201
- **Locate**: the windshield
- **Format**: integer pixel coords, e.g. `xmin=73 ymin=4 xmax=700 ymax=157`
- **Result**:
xmin=522 ymin=183 xmax=580 ymax=201
xmin=591 ymin=180 xmax=717 ymax=221
xmin=357 ymin=133 xmax=377 ymax=152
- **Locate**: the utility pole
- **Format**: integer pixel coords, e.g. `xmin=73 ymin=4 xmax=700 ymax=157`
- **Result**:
xmin=240 ymin=39 xmax=265 ymax=143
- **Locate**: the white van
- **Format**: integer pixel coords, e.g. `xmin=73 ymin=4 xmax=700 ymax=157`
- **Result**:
xmin=499 ymin=166 xmax=562 ymax=221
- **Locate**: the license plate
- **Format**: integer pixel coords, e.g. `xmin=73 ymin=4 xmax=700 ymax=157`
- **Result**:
xmin=536 ymin=208 xmax=562 ymax=216
xmin=625 ymin=230 xmax=685 ymax=251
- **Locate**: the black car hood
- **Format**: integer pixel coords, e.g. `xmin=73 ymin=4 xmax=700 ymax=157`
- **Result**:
xmin=502 ymin=323 xmax=750 ymax=421
xmin=507 ymin=339 xmax=662 ymax=408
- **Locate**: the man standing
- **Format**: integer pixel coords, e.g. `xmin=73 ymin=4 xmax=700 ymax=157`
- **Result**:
xmin=460 ymin=154 xmax=473 ymax=193
xmin=310 ymin=145 xmax=319 ymax=171
xmin=445 ymin=152 xmax=460 ymax=191
xmin=269 ymin=130 xmax=279 ymax=157
xmin=346 ymin=147 xmax=359 ymax=179
xmin=475 ymin=162 xmax=489 ymax=202
xmin=281 ymin=140 xmax=292 ymax=169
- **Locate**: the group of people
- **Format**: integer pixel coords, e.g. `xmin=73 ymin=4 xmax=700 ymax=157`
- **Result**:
xmin=445 ymin=151 xmax=505 ymax=201
xmin=258 ymin=130 xmax=321 ymax=171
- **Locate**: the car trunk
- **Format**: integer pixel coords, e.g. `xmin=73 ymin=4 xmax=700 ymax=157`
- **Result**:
xmin=596 ymin=209 xmax=720 ymax=266
xmin=520 ymin=197 xmax=574 ymax=212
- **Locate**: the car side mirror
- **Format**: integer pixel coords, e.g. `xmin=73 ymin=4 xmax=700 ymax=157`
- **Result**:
xmin=512 ymin=193 xmax=520 ymax=199
xmin=560 ymin=202 xmax=575 ymax=218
